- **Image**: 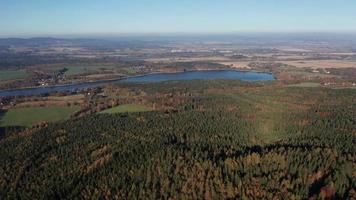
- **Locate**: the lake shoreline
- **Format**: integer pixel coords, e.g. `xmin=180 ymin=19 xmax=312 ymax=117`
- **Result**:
xmin=0 ymin=69 xmax=275 ymax=97
xmin=0 ymin=69 xmax=275 ymax=93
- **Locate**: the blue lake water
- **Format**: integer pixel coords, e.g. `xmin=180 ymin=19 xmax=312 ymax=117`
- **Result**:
xmin=121 ymin=70 xmax=275 ymax=83
xmin=0 ymin=70 xmax=275 ymax=97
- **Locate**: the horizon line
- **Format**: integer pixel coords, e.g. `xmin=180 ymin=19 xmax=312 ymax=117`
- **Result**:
xmin=1 ymin=30 xmax=356 ymax=39
xmin=0 ymin=31 xmax=356 ymax=39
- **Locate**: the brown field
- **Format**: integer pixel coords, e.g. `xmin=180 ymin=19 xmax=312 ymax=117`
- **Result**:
xmin=14 ymin=94 xmax=85 ymax=108
xmin=319 ymin=52 xmax=356 ymax=56
xmin=217 ymin=61 xmax=252 ymax=69
xmin=281 ymin=60 xmax=356 ymax=69
xmin=46 ymin=94 xmax=85 ymax=101
xmin=146 ymin=56 xmax=228 ymax=63
xmin=275 ymin=47 xmax=312 ymax=52
xmin=273 ymin=55 xmax=310 ymax=60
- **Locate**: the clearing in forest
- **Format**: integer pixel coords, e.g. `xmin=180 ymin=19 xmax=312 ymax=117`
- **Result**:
xmin=0 ymin=106 xmax=80 ymax=127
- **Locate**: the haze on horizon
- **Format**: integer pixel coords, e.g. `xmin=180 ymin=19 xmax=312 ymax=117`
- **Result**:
xmin=1 ymin=0 xmax=356 ymax=37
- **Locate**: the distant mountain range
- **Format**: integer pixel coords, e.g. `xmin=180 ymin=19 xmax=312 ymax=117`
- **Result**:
xmin=0 ymin=37 xmax=162 ymax=48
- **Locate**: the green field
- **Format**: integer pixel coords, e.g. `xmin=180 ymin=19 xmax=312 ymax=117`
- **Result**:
xmin=287 ymin=82 xmax=321 ymax=87
xmin=122 ymin=67 xmax=139 ymax=75
xmin=100 ymin=104 xmax=152 ymax=114
xmin=0 ymin=106 xmax=80 ymax=127
xmin=64 ymin=67 xmax=88 ymax=75
xmin=47 ymin=94 xmax=84 ymax=101
xmin=64 ymin=66 xmax=114 ymax=76
xmin=0 ymin=70 xmax=29 ymax=81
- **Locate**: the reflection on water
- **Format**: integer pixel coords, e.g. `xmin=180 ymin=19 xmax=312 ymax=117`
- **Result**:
xmin=0 ymin=70 xmax=275 ymax=97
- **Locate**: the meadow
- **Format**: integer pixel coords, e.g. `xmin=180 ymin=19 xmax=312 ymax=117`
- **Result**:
xmin=0 ymin=70 xmax=29 ymax=81
xmin=287 ymin=82 xmax=321 ymax=87
xmin=64 ymin=66 xmax=115 ymax=76
xmin=0 ymin=106 xmax=80 ymax=127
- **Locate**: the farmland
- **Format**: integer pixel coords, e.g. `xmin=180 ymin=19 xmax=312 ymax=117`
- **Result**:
xmin=64 ymin=66 xmax=115 ymax=76
xmin=0 ymin=70 xmax=29 ymax=81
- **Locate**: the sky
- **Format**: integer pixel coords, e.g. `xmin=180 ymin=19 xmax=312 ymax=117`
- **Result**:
xmin=0 ymin=0 xmax=356 ymax=37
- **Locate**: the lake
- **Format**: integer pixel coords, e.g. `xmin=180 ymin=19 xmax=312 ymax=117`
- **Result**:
xmin=0 ymin=70 xmax=275 ymax=97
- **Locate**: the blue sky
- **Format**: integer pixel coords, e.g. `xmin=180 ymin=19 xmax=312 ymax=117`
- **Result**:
xmin=1 ymin=0 xmax=356 ymax=36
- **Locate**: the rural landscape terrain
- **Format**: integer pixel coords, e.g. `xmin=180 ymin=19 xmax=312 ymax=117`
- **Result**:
xmin=0 ymin=34 xmax=355 ymax=199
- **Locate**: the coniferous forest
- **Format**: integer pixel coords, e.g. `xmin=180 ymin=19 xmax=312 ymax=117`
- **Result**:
xmin=0 ymin=80 xmax=355 ymax=199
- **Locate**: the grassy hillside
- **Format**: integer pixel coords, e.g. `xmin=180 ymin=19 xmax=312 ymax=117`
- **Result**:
xmin=0 ymin=106 xmax=80 ymax=127
xmin=0 ymin=80 xmax=355 ymax=199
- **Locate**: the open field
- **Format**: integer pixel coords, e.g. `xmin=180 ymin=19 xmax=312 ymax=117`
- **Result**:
xmin=0 ymin=106 xmax=80 ymax=127
xmin=46 ymin=94 xmax=85 ymax=101
xmin=64 ymin=67 xmax=88 ymax=75
xmin=13 ymin=94 xmax=85 ymax=108
xmin=121 ymin=67 xmax=139 ymax=75
xmin=217 ymin=61 xmax=252 ymax=69
xmin=287 ymin=82 xmax=321 ymax=87
xmin=64 ymin=66 xmax=115 ymax=76
xmin=0 ymin=70 xmax=29 ymax=81
xmin=84 ymin=73 xmax=122 ymax=79
xmin=145 ymin=56 xmax=228 ymax=63
xmin=281 ymin=60 xmax=356 ymax=69
xmin=99 ymin=104 xmax=152 ymax=114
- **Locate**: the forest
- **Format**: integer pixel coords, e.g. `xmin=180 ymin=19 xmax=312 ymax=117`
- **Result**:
xmin=0 ymin=80 xmax=355 ymax=199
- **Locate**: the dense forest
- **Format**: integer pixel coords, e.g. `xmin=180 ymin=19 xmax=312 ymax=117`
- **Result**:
xmin=0 ymin=80 xmax=355 ymax=199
